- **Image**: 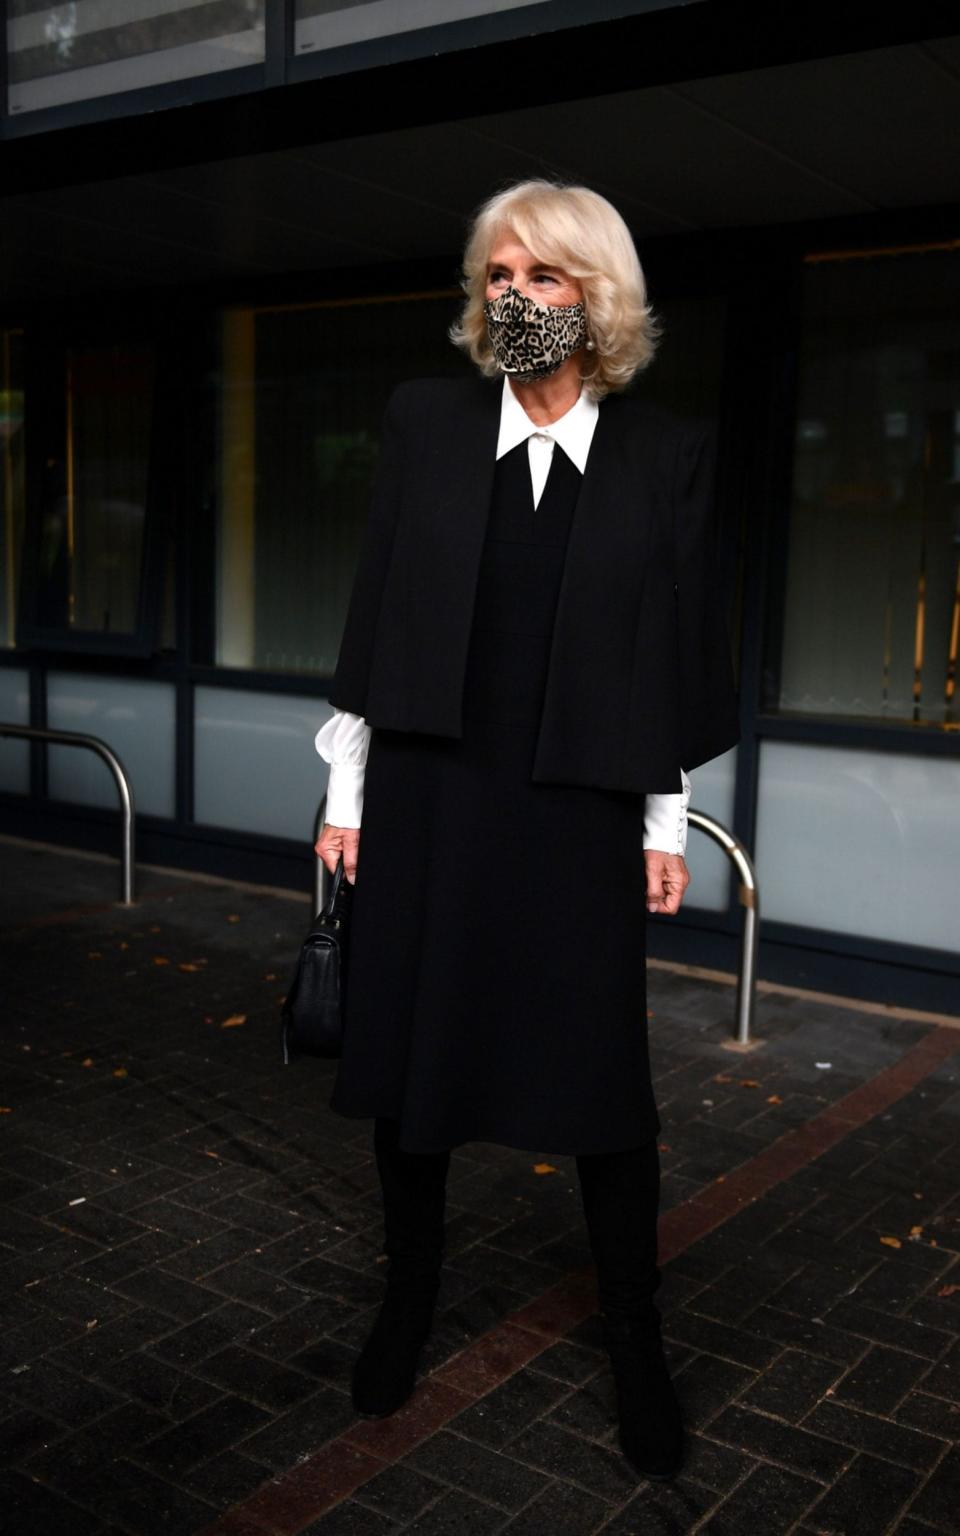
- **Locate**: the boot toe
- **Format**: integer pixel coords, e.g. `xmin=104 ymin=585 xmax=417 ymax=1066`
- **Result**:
xmin=617 ymin=1411 xmax=685 ymax=1481
xmin=350 ymin=1296 xmax=437 ymax=1418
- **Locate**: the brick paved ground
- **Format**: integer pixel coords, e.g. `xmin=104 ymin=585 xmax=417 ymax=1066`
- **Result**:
xmin=1 ymin=838 xmax=958 ymax=1536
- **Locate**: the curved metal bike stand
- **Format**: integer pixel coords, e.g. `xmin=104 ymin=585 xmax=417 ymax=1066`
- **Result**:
xmin=687 ymin=809 xmax=760 ymax=1047
xmin=0 ymin=723 xmax=136 ymax=905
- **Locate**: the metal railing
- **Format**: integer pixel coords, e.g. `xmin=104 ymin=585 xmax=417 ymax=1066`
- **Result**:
xmin=687 ymin=810 xmax=759 ymax=1046
xmin=0 ymin=724 xmax=136 ymax=905
xmin=313 ymin=796 xmax=760 ymax=1046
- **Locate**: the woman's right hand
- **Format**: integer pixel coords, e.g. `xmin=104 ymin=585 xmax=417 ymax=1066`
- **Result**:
xmin=315 ymin=823 xmax=361 ymax=885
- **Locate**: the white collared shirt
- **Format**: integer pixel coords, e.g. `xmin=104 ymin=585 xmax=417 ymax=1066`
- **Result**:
xmin=316 ymin=377 xmax=692 ymax=853
xmin=495 ymin=373 xmax=599 ymax=504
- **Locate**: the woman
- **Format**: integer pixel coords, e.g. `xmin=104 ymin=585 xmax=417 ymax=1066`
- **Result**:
xmin=314 ymin=180 xmax=739 ymax=1482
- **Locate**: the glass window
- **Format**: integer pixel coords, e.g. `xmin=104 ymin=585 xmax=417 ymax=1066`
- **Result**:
xmin=20 ymin=339 xmax=162 ymax=653
xmin=211 ymin=288 xmax=731 ymax=681
xmin=212 ymin=293 xmax=467 ymax=675
xmin=295 ymin=0 xmax=553 ymax=57
xmin=6 ymin=0 xmax=265 ymax=115
xmin=1 ymin=330 xmax=26 ymax=650
xmin=772 ymin=248 xmax=960 ymax=729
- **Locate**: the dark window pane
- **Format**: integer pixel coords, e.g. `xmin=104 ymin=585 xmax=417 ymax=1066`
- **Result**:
xmin=776 ymin=249 xmax=960 ymax=728
xmin=638 ymin=293 xmax=726 ymax=423
xmin=213 ymin=294 xmax=468 ymax=674
xmin=1 ymin=331 xmax=27 ymax=649
xmin=34 ymin=343 xmax=154 ymax=637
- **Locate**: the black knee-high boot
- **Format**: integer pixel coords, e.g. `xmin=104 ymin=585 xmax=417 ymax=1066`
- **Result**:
xmin=575 ymin=1138 xmax=684 ymax=1480
xmin=352 ymin=1116 xmax=451 ymax=1418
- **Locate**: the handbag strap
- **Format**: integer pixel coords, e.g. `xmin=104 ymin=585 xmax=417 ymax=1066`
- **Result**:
xmin=323 ymin=853 xmax=352 ymax=924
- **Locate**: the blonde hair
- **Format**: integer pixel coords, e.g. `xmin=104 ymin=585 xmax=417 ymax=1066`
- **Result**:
xmin=449 ymin=179 xmax=660 ymax=399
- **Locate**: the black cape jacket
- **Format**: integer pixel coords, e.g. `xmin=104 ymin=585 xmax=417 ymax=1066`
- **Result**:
xmin=328 ymin=374 xmax=740 ymax=795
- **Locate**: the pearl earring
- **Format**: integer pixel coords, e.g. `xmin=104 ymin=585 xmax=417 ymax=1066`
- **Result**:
xmin=585 ymin=339 xmax=595 ymax=351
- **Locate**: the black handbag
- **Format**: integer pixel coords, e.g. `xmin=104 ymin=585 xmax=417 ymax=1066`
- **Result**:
xmin=281 ymin=854 xmax=353 ymax=1063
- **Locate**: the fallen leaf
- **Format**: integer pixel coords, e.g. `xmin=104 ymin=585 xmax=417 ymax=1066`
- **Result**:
xmin=68 ymin=1197 xmax=86 ymax=1207
xmin=740 ymin=1079 xmax=761 ymax=1089
xmin=85 ymin=1319 xmax=98 ymax=1330
xmin=113 ymin=1067 xmax=128 ymax=1079
xmin=263 ymin=973 xmax=277 ymax=982
xmin=81 ymin=1057 xmax=94 ymax=1068
xmin=767 ymin=1094 xmax=783 ymax=1104
xmin=702 ymin=1098 xmax=714 ymax=1107
xmin=879 ymin=1235 xmax=902 ymax=1249
xmin=227 ymin=914 xmax=241 ymax=924
xmin=532 ymin=1162 xmax=558 ymax=1175
xmin=119 ymin=941 xmax=129 ymax=951
xmin=149 ymin=925 xmax=161 ymax=933
xmin=714 ymin=1073 xmax=733 ymax=1083
xmin=178 ymin=963 xmax=202 ymax=973
xmin=938 ymin=1284 xmax=959 ymax=1298
xmin=909 ymin=1225 xmax=924 ymax=1240
xmin=204 ymin=1150 xmax=220 ymax=1160
xmin=152 ymin=956 xmax=170 ymax=967
xmin=87 ymin=951 xmax=102 ymax=959
xmin=658 ymin=1143 xmax=670 ymax=1152
xmin=203 ymin=1016 xmax=214 ymax=1024
xmin=221 ymin=1014 xmax=247 ymax=1028
xmin=0 ymin=1107 xmax=12 ymax=1115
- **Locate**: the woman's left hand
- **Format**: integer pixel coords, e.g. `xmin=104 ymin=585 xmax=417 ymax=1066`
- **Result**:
xmin=644 ymin=851 xmax=690 ymax=915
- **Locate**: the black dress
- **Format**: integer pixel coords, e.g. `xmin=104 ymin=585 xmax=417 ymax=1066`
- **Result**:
xmin=329 ymin=440 xmax=659 ymax=1156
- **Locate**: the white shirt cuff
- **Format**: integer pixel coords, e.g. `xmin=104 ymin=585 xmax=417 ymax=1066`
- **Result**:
xmin=323 ymin=763 xmax=365 ymax=828
xmin=315 ymin=709 xmax=370 ymax=828
xmin=642 ymin=768 xmax=692 ymax=856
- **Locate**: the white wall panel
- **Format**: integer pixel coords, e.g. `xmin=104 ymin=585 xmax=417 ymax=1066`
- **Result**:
xmin=46 ymin=674 xmax=176 ymax=818
xmin=194 ymin=686 xmax=333 ymax=842
xmin=683 ymin=747 xmax=738 ymax=913
xmin=756 ymin=741 xmax=960 ymax=954
xmin=0 ymin=669 xmax=30 ymax=794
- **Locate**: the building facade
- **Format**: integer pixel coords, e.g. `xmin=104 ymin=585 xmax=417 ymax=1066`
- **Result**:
xmin=1 ymin=1 xmax=958 ymax=1010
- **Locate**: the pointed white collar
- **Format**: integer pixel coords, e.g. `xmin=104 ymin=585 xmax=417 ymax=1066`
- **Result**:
xmin=495 ymin=375 xmax=599 ymax=473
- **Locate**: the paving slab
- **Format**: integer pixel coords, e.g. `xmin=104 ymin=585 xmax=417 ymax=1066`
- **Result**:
xmin=1 ymin=840 xmax=958 ymax=1535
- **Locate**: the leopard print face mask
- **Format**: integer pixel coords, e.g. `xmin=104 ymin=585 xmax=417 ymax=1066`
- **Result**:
xmin=483 ymin=286 xmax=588 ymax=382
